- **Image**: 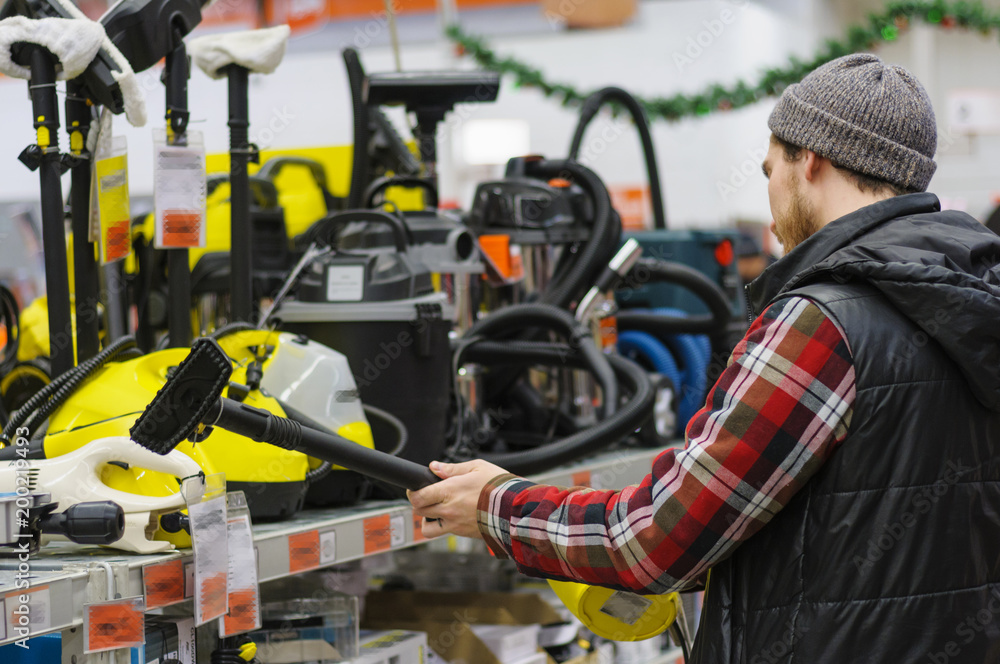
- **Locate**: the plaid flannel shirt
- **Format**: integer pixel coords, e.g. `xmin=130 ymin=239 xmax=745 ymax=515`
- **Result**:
xmin=476 ymin=296 xmax=856 ymax=594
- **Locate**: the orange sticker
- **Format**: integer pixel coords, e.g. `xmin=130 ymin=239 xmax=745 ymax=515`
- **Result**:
xmin=85 ymin=598 xmax=144 ymax=653
xmin=412 ymin=511 xmax=427 ymax=543
xmin=288 ymin=531 xmax=321 ymax=573
xmin=161 ymin=211 xmax=202 ymax=247
xmin=364 ymin=514 xmax=392 ymax=554
xmin=222 ymin=588 xmax=259 ymax=635
xmin=199 ymin=572 xmax=228 ymax=622
xmin=572 ymin=471 xmax=592 ymax=488
xmin=103 ymin=219 xmax=131 ymax=262
xmin=143 ymin=559 xmax=185 ymax=610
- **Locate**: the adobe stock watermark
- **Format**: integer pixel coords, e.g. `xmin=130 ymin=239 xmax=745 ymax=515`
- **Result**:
xmin=673 ymin=0 xmax=750 ymax=72
xmin=926 ymin=587 xmax=1000 ymax=663
xmin=351 ymin=0 xmax=402 ymax=50
xmin=717 ymin=142 xmax=768 ymax=202
xmin=853 ymin=459 xmax=971 ymax=573
xmin=748 ymin=618 xmax=810 ymax=664
xmin=250 ymin=106 xmax=295 ymax=152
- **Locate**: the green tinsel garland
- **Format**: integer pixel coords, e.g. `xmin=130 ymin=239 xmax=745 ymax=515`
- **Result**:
xmin=445 ymin=1 xmax=1000 ymax=122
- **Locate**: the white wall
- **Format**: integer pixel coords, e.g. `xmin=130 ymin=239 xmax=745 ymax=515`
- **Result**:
xmin=0 ymin=0 xmax=996 ymax=229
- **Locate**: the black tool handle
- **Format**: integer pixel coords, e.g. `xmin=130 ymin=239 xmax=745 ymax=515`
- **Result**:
xmin=211 ymin=398 xmax=440 ymax=490
xmin=41 ymin=501 xmax=125 ymax=545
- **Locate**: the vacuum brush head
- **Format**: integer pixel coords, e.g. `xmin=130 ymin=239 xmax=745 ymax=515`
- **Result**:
xmin=130 ymin=338 xmax=233 ymax=454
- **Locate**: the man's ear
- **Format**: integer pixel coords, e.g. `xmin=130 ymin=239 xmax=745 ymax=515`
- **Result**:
xmin=801 ymin=149 xmax=822 ymax=183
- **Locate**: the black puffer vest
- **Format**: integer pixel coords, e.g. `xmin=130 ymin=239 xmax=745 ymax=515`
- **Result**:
xmin=690 ymin=194 xmax=1000 ymax=663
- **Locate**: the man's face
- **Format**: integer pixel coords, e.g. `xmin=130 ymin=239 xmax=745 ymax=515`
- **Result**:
xmin=762 ymin=137 xmax=820 ymax=254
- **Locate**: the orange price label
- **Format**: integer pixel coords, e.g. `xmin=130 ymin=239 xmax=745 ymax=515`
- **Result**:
xmin=288 ymin=531 xmax=321 ymax=573
xmin=412 ymin=511 xmax=427 ymax=542
xmin=85 ymin=597 xmax=144 ymax=654
xmin=572 ymin=471 xmax=592 ymax=488
xmin=364 ymin=514 xmax=392 ymax=554
xmin=143 ymin=559 xmax=185 ymax=610
xmin=222 ymin=588 xmax=259 ymax=635
xmin=161 ymin=211 xmax=202 ymax=247
xmin=199 ymin=573 xmax=228 ymax=622
xmin=103 ymin=219 xmax=131 ymax=262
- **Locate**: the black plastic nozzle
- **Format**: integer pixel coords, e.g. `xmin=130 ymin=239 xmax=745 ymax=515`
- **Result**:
xmin=41 ymin=501 xmax=125 ymax=546
xmin=130 ymin=337 xmax=233 ymax=454
xmin=159 ymin=512 xmax=191 ymax=534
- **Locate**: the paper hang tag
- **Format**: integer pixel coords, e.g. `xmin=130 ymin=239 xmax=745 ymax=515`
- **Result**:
xmin=94 ymin=135 xmax=132 ymax=264
xmin=220 ymin=491 xmax=261 ymax=637
xmin=187 ymin=473 xmax=228 ymax=626
xmin=89 ymin=108 xmax=115 ymax=243
xmin=153 ymin=128 xmax=207 ymax=249
xmin=84 ymin=596 xmax=145 ymax=654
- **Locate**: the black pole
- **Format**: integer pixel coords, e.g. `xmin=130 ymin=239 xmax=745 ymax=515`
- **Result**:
xmin=165 ymin=39 xmax=193 ymax=348
xmin=227 ymin=65 xmax=252 ymax=323
xmin=27 ymin=46 xmax=72 ymax=377
xmin=65 ymin=80 xmax=100 ymax=362
xmin=101 ymin=262 xmax=128 ymax=342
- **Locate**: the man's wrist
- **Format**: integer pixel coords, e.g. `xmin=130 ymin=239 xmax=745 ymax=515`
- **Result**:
xmin=477 ymin=473 xmax=533 ymax=558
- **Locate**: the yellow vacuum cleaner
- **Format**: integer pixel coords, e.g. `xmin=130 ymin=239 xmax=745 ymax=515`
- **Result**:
xmin=129 ymin=338 xmax=690 ymax=648
xmin=4 ymin=330 xmax=374 ymax=548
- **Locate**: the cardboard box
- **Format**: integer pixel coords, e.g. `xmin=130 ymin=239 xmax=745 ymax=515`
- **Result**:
xmin=540 ymin=0 xmax=638 ymax=29
xmin=363 ymin=591 xmax=563 ymax=664
xmin=471 ymin=624 xmax=541 ymax=662
xmin=355 ymin=629 xmax=428 ymax=664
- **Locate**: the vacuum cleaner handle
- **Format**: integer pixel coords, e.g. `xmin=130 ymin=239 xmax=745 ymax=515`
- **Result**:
xmin=363 ymin=175 xmax=439 ymax=209
xmin=308 ymin=210 xmax=413 ymax=253
xmin=131 ymin=338 xmax=441 ymax=490
xmin=210 ymin=398 xmax=440 ymax=490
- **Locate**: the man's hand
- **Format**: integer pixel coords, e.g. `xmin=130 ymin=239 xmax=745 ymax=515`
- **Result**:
xmin=407 ymin=460 xmax=509 ymax=540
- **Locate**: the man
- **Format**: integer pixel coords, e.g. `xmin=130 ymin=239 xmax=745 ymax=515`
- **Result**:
xmin=408 ymin=54 xmax=1000 ymax=662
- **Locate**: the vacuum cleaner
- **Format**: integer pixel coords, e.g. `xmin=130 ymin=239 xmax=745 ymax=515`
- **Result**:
xmin=269 ymin=208 xmax=450 ymax=501
xmin=129 ymin=337 xmax=690 ymax=654
xmin=0 ymin=436 xmax=202 ymax=553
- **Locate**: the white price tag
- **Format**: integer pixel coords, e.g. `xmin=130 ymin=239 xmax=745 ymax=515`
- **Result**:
xmin=6 ymin=586 xmax=51 ymax=637
xmin=176 ymin=617 xmax=196 ymax=664
xmin=219 ymin=492 xmax=261 ymax=637
xmin=326 ymin=265 xmax=365 ymax=301
xmin=320 ymin=530 xmax=337 ymax=564
xmin=153 ymin=128 xmax=207 ymax=249
xmin=188 ymin=475 xmax=229 ymax=626
xmin=390 ymin=514 xmax=406 ymax=548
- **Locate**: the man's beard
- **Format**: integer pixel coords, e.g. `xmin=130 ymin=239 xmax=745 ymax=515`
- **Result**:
xmin=774 ymin=182 xmax=820 ymax=254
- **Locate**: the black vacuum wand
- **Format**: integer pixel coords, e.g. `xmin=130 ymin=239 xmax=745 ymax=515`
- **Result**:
xmin=129 ymin=338 xmax=440 ymax=490
xmin=14 ymin=44 xmax=73 ymax=378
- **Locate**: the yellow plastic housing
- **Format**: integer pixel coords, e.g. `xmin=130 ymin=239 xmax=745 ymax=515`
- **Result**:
xmin=547 ymin=579 xmax=681 ymax=641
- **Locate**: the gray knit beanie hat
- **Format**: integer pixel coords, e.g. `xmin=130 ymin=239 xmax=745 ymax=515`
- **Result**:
xmin=768 ymin=53 xmax=937 ymax=192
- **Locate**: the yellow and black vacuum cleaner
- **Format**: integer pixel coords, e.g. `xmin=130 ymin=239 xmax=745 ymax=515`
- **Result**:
xmin=2 ymin=329 xmax=375 ymax=536
xmin=130 ymin=337 xmax=689 ymax=652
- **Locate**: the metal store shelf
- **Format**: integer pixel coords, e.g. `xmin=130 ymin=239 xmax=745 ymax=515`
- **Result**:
xmin=0 ymin=447 xmax=663 ymax=647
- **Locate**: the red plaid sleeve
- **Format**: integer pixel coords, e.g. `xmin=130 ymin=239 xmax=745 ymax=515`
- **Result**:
xmin=476 ymin=296 xmax=855 ymax=594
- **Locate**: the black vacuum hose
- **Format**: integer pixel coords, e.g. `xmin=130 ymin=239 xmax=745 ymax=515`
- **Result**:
xmin=2 ymin=336 xmax=138 ymax=443
xmin=465 ymin=303 xmax=617 ymax=417
xmin=461 ymin=346 xmax=653 ymax=475
xmin=568 ymin=87 xmax=667 ymax=230
xmin=279 ymin=400 xmax=409 ymax=483
xmin=514 ymin=158 xmax=618 ymax=309
xmin=617 ymin=258 xmax=734 ymax=359
xmin=343 ymin=48 xmax=370 ymax=210
xmin=364 ymin=403 xmax=409 ymax=457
